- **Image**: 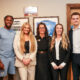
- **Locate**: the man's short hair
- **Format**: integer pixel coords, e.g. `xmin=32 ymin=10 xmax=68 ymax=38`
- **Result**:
xmin=71 ymin=12 xmax=80 ymax=18
xmin=4 ymin=15 xmax=14 ymax=21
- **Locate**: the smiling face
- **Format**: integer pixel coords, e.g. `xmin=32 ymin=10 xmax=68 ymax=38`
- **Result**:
xmin=55 ymin=24 xmax=63 ymax=37
xmin=4 ymin=16 xmax=13 ymax=29
xmin=39 ymin=24 xmax=46 ymax=34
xmin=23 ymin=24 xmax=30 ymax=35
xmin=71 ymin=15 xmax=80 ymax=27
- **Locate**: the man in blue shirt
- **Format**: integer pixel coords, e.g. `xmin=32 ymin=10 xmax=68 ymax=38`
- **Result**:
xmin=0 ymin=15 xmax=15 ymax=80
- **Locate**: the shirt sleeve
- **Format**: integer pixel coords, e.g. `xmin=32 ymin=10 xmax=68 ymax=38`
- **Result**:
xmin=60 ymin=62 xmax=66 ymax=67
xmin=51 ymin=62 xmax=57 ymax=67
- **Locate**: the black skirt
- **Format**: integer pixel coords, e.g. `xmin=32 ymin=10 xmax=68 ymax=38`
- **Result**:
xmin=35 ymin=52 xmax=52 ymax=80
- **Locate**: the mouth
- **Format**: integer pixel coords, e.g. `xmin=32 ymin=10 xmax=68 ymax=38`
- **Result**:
xmin=7 ymin=23 xmax=11 ymax=26
xmin=5 ymin=23 xmax=12 ymax=28
xmin=24 ymin=31 xmax=29 ymax=33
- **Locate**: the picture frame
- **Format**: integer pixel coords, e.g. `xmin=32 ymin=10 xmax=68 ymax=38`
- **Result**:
xmin=33 ymin=16 xmax=59 ymax=36
xmin=24 ymin=6 xmax=38 ymax=16
xmin=11 ymin=17 xmax=29 ymax=31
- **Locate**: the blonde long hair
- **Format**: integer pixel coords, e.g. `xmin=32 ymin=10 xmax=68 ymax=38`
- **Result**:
xmin=20 ymin=22 xmax=36 ymax=54
xmin=50 ymin=24 xmax=69 ymax=51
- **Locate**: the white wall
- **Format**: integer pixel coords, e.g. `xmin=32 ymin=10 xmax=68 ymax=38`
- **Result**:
xmin=0 ymin=0 xmax=80 ymax=33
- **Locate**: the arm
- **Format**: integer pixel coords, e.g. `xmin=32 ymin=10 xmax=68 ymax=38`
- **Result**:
xmin=48 ymin=50 xmax=54 ymax=63
xmin=48 ymin=50 xmax=58 ymax=69
xmin=58 ymin=44 xmax=70 ymax=69
xmin=13 ymin=32 xmax=24 ymax=61
xmin=69 ymin=30 xmax=73 ymax=61
xmin=63 ymin=44 xmax=70 ymax=63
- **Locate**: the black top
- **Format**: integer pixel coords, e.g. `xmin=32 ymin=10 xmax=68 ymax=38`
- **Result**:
xmin=24 ymin=41 xmax=29 ymax=53
xmin=36 ymin=36 xmax=51 ymax=51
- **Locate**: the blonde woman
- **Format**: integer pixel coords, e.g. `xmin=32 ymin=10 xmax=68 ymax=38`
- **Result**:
xmin=13 ymin=22 xmax=37 ymax=80
xmin=49 ymin=24 xmax=70 ymax=80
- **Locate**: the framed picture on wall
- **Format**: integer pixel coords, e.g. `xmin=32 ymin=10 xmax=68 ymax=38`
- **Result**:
xmin=24 ymin=6 xmax=38 ymax=16
xmin=33 ymin=16 xmax=59 ymax=36
xmin=11 ymin=17 xmax=29 ymax=31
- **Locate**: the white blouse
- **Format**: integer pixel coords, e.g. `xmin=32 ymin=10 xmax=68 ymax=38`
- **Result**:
xmin=55 ymin=38 xmax=61 ymax=60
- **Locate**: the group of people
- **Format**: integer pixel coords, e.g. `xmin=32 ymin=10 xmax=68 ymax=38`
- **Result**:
xmin=0 ymin=12 xmax=80 ymax=80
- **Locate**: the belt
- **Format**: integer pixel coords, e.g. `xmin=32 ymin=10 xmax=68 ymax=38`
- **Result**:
xmin=38 ymin=51 xmax=47 ymax=54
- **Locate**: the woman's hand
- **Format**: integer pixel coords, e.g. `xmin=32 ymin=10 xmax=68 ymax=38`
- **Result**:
xmin=53 ymin=65 xmax=58 ymax=70
xmin=22 ymin=58 xmax=31 ymax=66
xmin=26 ymin=58 xmax=31 ymax=65
xmin=58 ymin=62 xmax=66 ymax=69
xmin=58 ymin=65 xmax=64 ymax=69
xmin=22 ymin=58 xmax=28 ymax=65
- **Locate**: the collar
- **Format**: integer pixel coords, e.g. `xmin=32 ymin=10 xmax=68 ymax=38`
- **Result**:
xmin=73 ymin=25 xmax=80 ymax=30
xmin=55 ymin=37 xmax=62 ymax=42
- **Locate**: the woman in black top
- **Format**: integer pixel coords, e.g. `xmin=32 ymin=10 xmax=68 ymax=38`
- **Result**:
xmin=35 ymin=22 xmax=51 ymax=80
xmin=49 ymin=24 xmax=70 ymax=80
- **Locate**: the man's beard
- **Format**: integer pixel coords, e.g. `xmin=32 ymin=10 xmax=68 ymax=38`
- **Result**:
xmin=5 ymin=24 xmax=12 ymax=29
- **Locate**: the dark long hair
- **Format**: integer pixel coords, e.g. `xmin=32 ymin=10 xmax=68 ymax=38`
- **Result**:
xmin=36 ymin=22 xmax=48 ymax=37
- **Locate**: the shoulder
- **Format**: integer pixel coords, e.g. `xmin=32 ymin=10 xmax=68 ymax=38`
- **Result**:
xmin=69 ymin=29 xmax=73 ymax=39
xmin=69 ymin=29 xmax=73 ymax=34
xmin=0 ymin=27 xmax=5 ymax=35
xmin=35 ymin=36 xmax=40 ymax=40
xmin=48 ymin=36 xmax=51 ymax=39
xmin=14 ymin=31 xmax=21 ymax=39
xmin=46 ymin=36 xmax=52 ymax=41
xmin=0 ymin=27 xmax=3 ymax=29
xmin=16 ymin=31 xmax=21 ymax=34
xmin=0 ymin=27 xmax=4 ymax=31
xmin=10 ymin=29 xmax=16 ymax=35
xmin=33 ymin=35 xmax=37 ymax=41
xmin=15 ymin=31 xmax=21 ymax=35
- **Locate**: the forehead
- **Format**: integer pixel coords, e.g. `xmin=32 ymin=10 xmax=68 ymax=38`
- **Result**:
xmin=5 ymin=16 xmax=13 ymax=20
xmin=39 ymin=24 xmax=45 ymax=27
xmin=56 ymin=25 xmax=62 ymax=28
xmin=24 ymin=24 xmax=30 ymax=28
xmin=71 ymin=15 xmax=80 ymax=18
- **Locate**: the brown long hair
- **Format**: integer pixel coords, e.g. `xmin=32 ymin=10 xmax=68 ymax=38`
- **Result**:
xmin=50 ymin=23 xmax=69 ymax=50
xmin=20 ymin=22 xmax=36 ymax=54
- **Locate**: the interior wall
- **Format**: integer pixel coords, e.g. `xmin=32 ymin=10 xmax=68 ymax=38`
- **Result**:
xmin=0 ymin=0 xmax=80 ymax=33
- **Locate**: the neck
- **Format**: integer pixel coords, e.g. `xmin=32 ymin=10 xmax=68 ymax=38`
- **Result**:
xmin=4 ymin=26 xmax=11 ymax=30
xmin=40 ymin=33 xmax=45 ymax=38
xmin=74 ymin=25 xmax=79 ymax=29
xmin=56 ymin=35 xmax=61 ymax=39
xmin=24 ymin=34 xmax=30 ymax=41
